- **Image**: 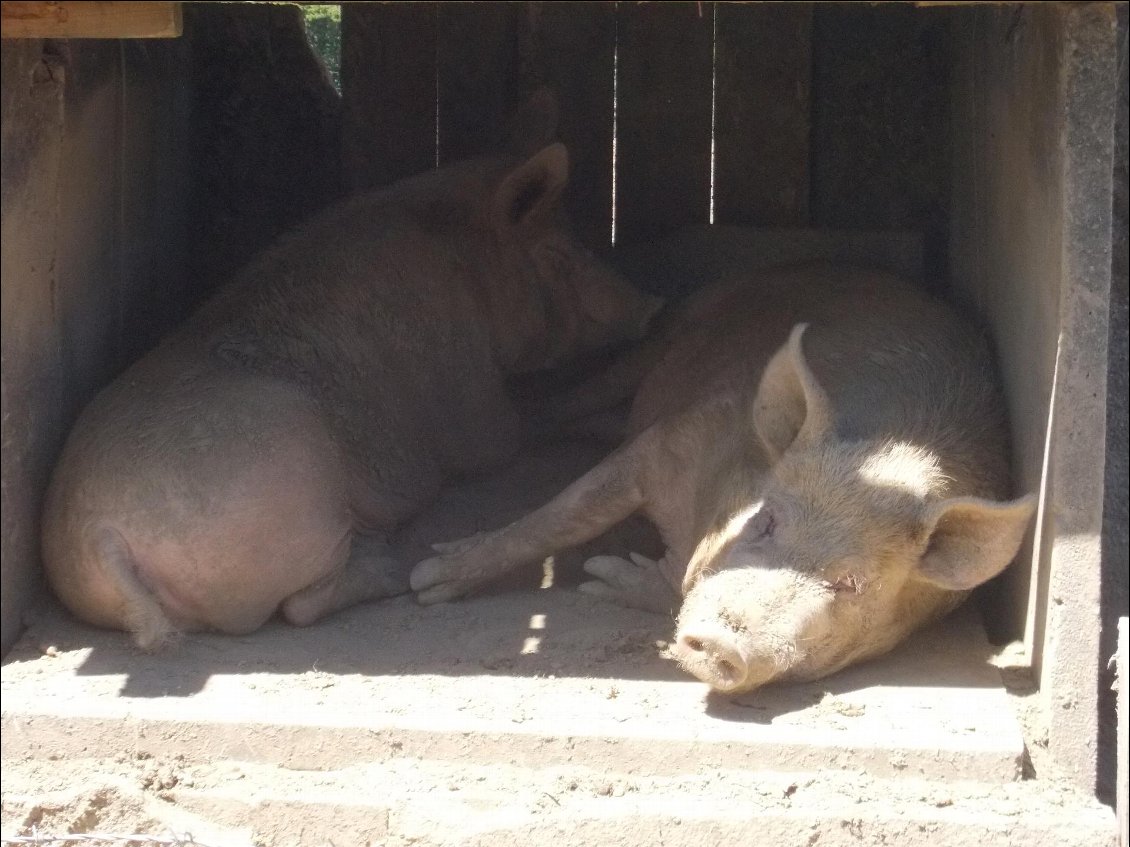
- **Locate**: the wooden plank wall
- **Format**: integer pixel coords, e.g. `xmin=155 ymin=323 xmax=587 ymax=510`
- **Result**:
xmin=341 ymin=2 xmax=436 ymax=191
xmin=341 ymin=1 xmax=813 ymax=249
xmin=0 ymin=37 xmax=191 ymax=653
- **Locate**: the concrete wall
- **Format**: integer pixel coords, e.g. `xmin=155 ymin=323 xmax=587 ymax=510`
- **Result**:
xmin=1100 ymin=1 xmax=1128 ymax=810
xmin=950 ymin=3 xmax=1120 ymax=793
xmin=0 ymin=38 xmax=191 ymax=655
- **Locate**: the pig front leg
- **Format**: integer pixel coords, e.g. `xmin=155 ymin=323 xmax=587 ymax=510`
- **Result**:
xmin=410 ymin=435 xmax=656 ymax=604
xmin=578 ymin=551 xmax=683 ymax=615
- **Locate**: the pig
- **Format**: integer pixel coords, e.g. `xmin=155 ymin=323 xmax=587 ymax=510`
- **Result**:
xmin=411 ymin=263 xmax=1037 ymax=693
xmin=41 ymin=92 xmax=661 ymax=650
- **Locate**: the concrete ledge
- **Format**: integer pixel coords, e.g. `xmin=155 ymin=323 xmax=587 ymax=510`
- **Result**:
xmin=4 ymin=591 xmax=1022 ymax=783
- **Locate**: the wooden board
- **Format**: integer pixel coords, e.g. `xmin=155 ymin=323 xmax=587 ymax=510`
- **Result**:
xmin=437 ymin=2 xmax=521 ymax=163
xmin=519 ymin=1 xmax=616 ymax=248
xmin=713 ymin=3 xmax=812 ymax=227
xmin=341 ymin=3 xmax=437 ymax=190
xmin=1 ymin=2 xmax=181 ymax=39
xmin=614 ymin=1 xmax=713 ymax=245
xmin=810 ymin=3 xmax=951 ymax=284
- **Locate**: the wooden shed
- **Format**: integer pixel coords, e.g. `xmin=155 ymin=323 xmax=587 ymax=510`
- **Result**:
xmin=1 ymin=2 xmax=1125 ymax=843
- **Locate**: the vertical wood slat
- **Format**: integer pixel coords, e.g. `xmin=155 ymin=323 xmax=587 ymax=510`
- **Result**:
xmin=437 ymin=2 xmax=521 ymax=164
xmin=121 ymin=38 xmax=192 ymax=360
xmin=811 ymin=4 xmax=951 ymax=283
xmin=341 ymin=3 xmax=437 ymax=191
xmin=519 ymin=2 xmax=616 ymax=248
xmin=615 ymin=1 xmax=714 ymax=245
xmin=714 ymin=3 xmax=812 ymax=227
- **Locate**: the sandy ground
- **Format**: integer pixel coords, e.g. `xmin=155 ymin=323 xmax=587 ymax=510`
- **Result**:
xmin=1 ymin=440 xmax=1117 ymax=846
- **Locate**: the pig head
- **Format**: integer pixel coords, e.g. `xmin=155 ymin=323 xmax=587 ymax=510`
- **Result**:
xmin=672 ymin=324 xmax=1035 ymax=691
xmin=411 ymin=265 xmax=1036 ymax=694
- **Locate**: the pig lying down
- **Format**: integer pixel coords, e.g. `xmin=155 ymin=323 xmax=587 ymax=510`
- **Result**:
xmin=412 ymin=265 xmax=1037 ymax=693
xmin=41 ymin=97 xmax=660 ymax=649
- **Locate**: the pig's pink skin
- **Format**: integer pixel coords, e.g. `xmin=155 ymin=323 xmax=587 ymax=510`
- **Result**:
xmin=412 ymin=264 xmax=1035 ymax=692
xmin=42 ymin=92 xmax=660 ymax=649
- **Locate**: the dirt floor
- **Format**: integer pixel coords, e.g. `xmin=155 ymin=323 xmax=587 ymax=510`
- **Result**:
xmin=1 ymin=439 xmax=1118 ymax=847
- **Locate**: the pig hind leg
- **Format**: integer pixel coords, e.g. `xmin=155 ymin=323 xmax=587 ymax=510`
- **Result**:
xmin=281 ymin=533 xmax=410 ymax=627
xmin=579 ymin=551 xmax=682 ymax=615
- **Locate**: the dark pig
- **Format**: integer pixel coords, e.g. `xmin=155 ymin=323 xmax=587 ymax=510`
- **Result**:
xmin=42 ymin=93 xmax=660 ymax=649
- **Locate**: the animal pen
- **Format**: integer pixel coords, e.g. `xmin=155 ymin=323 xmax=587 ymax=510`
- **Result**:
xmin=1 ymin=2 xmax=1126 ymax=845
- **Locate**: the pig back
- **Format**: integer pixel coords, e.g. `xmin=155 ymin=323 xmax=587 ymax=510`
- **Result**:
xmin=176 ymin=192 xmax=518 ymax=486
xmin=629 ymin=264 xmax=1010 ymax=495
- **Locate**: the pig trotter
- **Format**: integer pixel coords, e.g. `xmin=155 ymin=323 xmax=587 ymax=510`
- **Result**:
xmin=410 ymin=529 xmax=510 ymax=605
xmin=579 ymin=552 xmax=681 ymax=615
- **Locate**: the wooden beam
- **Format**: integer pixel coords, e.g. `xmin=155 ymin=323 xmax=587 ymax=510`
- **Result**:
xmin=1 ymin=2 xmax=182 ymax=39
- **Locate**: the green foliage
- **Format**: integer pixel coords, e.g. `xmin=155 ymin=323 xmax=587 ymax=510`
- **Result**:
xmin=302 ymin=4 xmax=342 ymax=93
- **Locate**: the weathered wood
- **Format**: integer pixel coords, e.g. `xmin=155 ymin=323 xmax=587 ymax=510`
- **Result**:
xmin=54 ymin=42 xmax=126 ymax=400
xmin=714 ymin=3 xmax=812 ymax=227
xmin=811 ymin=3 xmax=951 ymax=284
xmin=341 ymin=2 xmax=437 ymax=191
xmin=185 ymin=3 xmax=342 ymax=289
xmin=0 ymin=1 xmax=181 ymax=39
xmin=437 ymin=2 xmax=520 ymax=164
xmin=615 ymin=1 xmax=713 ymax=245
xmin=519 ymin=2 xmax=616 ymax=248
xmin=1 ymin=39 xmax=66 ymax=655
xmin=120 ymin=38 xmax=192 ymax=361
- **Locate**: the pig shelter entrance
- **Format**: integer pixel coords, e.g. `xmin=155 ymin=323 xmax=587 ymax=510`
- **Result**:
xmin=1 ymin=2 xmax=1123 ymax=845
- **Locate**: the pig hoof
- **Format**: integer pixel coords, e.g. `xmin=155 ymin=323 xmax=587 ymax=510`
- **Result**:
xmin=579 ymin=554 xmax=678 ymax=615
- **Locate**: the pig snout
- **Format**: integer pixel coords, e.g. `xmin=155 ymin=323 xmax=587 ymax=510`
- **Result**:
xmin=673 ymin=568 xmax=832 ymax=693
xmin=673 ymin=623 xmax=755 ymax=692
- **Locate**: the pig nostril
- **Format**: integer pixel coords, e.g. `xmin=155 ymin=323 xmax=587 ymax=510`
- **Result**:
xmin=678 ymin=631 xmax=749 ymax=688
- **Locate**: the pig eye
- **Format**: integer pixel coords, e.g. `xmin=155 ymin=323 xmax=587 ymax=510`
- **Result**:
xmin=746 ymin=508 xmax=775 ymax=541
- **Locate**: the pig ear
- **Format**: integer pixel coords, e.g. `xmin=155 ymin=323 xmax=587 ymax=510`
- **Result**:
xmin=752 ymin=324 xmax=834 ymax=463
xmin=505 ymin=87 xmax=561 ymax=157
xmin=914 ymin=494 xmax=1037 ymax=591
xmin=495 ymin=142 xmax=569 ymax=233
